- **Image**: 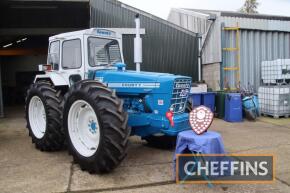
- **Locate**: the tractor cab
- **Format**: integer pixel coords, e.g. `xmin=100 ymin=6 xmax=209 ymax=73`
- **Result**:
xmin=38 ymin=28 xmax=124 ymax=86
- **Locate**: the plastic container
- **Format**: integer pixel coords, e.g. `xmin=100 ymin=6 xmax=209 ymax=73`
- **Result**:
xmin=215 ymin=91 xmax=226 ymax=118
xmin=243 ymin=95 xmax=259 ymax=113
xmin=258 ymin=86 xmax=290 ymax=118
xmin=188 ymin=93 xmax=201 ymax=109
xmin=201 ymin=92 xmax=216 ymax=112
xmin=253 ymin=95 xmax=259 ymax=115
xmin=224 ymin=93 xmax=243 ymax=122
xmin=242 ymin=95 xmax=259 ymax=120
xmin=243 ymin=96 xmax=255 ymax=109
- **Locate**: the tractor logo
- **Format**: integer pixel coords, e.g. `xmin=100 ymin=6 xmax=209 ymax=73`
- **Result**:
xmin=179 ymin=89 xmax=189 ymax=97
xmin=97 ymin=29 xmax=112 ymax=36
xmin=107 ymin=82 xmax=160 ymax=88
xmin=175 ymin=83 xmax=190 ymax=89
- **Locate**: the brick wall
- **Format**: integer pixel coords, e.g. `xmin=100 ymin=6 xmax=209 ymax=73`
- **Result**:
xmin=202 ymin=63 xmax=221 ymax=91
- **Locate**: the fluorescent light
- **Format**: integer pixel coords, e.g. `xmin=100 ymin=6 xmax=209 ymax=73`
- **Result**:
xmin=16 ymin=38 xmax=28 ymax=44
xmin=3 ymin=43 xmax=13 ymax=48
xmin=11 ymin=5 xmax=58 ymax=9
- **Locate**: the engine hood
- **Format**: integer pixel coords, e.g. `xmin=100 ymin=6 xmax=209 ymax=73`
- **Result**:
xmin=93 ymin=69 xmax=191 ymax=94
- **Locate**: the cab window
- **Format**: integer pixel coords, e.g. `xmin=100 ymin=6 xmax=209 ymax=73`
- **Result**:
xmin=62 ymin=39 xmax=82 ymax=69
xmin=88 ymin=37 xmax=122 ymax=66
xmin=48 ymin=41 xmax=60 ymax=70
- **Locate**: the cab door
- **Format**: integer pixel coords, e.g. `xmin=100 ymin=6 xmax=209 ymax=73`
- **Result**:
xmin=59 ymin=36 xmax=84 ymax=86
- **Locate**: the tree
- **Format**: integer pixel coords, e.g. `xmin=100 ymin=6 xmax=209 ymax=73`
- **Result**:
xmin=239 ymin=0 xmax=259 ymax=14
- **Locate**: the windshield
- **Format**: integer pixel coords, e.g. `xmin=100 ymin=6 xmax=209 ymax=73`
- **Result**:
xmin=88 ymin=37 xmax=122 ymax=66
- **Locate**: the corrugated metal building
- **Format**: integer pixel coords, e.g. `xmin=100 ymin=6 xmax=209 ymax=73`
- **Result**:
xmin=0 ymin=0 xmax=199 ymax=117
xmin=90 ymin=0 xmax=199 ymax=79
xmin=168 ymin=9 xmax=290 ymax=91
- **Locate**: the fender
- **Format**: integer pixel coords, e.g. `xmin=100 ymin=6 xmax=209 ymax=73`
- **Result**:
xmin=34 ymin=73 xmax=68 ymax=86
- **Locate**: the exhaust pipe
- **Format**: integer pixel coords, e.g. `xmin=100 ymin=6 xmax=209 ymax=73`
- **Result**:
xmin=134 ymin=14 xmax=142 ymax=72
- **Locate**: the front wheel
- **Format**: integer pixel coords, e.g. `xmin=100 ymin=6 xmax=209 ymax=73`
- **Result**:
xmin=25 ymin=81 xmax=64 ymax=151
xmin=63 ymin=80 xmax=130 ymax=173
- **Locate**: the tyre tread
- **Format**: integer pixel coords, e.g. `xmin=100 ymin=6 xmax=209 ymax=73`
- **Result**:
xmin=63 ymin=80 xmax=130 ymax=173
xmin=25 ymin=81 xmax=65 ymax=151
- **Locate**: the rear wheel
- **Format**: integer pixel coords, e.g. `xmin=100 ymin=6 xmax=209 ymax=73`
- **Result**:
xmin=144 ymin=101 xmax=193 ymax=149
xmin=25 ymin=81 xmax=64 ymax=151
xmin=63 ymin=80 xmax=130 ymax=173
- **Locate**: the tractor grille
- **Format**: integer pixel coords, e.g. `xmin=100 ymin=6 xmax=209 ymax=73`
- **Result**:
xmin=170 ymin=78 xmax=191 ymax=113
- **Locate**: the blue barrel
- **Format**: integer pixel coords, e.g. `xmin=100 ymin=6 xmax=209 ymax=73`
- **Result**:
xmin=224 ymin=93 xmax=243 ymax=122
xmin=253 ymin=95 xmax=259 ymax=115
xmin=188 ymin=93 xmax=201 ymax=109
xmin=242 ymin=96 xmax=255 ymax=110
xmin=201 ymin=92 xmax=216 ymax=112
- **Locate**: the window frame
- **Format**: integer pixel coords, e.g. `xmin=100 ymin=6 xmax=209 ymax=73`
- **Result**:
xmin=48 ymin=40 xmax=60 ymax=65
xmin=61 ymin=38 xmax=82 ymax=70
xmin=87 ymin=36 xmax=122 ymax=67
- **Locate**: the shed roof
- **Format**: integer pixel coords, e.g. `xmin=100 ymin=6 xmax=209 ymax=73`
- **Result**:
xmin=184 ymin=8 xmax=290 ymax=21
xmin=174 ymin=8 xmax=290 ymax=32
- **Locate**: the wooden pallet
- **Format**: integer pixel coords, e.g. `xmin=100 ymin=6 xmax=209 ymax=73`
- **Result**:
xmin=261 ymin=112 xmax=290 ymax=119
xmin=262 ymin=79 xmax=290 ymax=85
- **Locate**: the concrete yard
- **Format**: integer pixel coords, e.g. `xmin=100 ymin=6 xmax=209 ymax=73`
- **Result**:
xmin=0 ymin=107 xmax=290 ymax=193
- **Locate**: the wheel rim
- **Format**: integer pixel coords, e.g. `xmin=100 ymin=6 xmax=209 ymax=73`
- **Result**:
xmin=28 ymin=96 xmax=47 ymax=139
xmin=67 ymin=100 xmax=100 ymax=157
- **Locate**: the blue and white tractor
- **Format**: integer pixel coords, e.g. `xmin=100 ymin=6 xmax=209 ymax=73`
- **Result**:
xmin=25 ymin=15 xmax=192 ymax=173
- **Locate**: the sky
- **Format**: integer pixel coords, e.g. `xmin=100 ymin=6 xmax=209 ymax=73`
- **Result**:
xmin=118 ymin=0 xmax=290 ymax=19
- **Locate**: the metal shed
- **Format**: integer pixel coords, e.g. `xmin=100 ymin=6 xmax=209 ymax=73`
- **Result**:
xmin=168 ymin=9 xmax=290 ymax=91
xmin=0 ymin=0 xmax=199 ymax=117
xmin=90 ymin=0 xmax=199 ymax=80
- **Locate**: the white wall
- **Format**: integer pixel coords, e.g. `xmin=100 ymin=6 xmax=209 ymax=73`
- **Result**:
xmin=168 ymin=9 xmax=222 ymax=65
xmin=202 ymin=63 xmax=221 ymax=91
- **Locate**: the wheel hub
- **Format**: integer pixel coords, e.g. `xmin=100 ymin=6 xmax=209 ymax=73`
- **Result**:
xmin=67 ymin=100 xmax=100 ymax=157
xmin=88 ymin=120 xmax=98 ymax=134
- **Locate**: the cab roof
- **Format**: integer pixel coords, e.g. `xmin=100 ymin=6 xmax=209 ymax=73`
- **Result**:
xmin=49 ymin=28 xmax=122 ymax=41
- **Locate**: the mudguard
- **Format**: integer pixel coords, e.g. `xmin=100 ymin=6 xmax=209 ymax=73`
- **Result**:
xmin=34 ymin=73 xmax=68 ymax=86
